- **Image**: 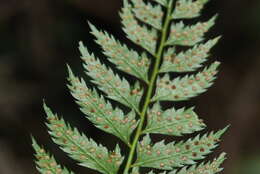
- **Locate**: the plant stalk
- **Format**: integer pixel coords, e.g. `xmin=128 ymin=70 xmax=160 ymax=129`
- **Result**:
xmin=123 ymin=1 xmax=174 ymax=173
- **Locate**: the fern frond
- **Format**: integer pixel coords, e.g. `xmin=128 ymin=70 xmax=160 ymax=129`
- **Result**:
xmin=143 ymin=103 xmax=205 ymax=136
xmin=32 ymin=0 xmax=227 ymax=173
xmin=67 ymin=67 xmax=138 ymax=146
xmin=172 ymin=0 xmax=209 ymax=19
xmin=134 ymin=127 xmax=227 ymax=170
xmin=44 ymin=104 xmax=124 ymax=174
xmin=88 ymin=24 xmax=150 ymax=82
xmin=80 ymin=44 xmax=142 ymax=113
xmin=153 ymin=61 xmax=220 ymax=102
xmin=166 ymin=15 xmax=217 ymax=46
xmin=160 ymin=37 xmax=220 ymax=73
xmin=32 ymin=138 xmax=74 ymax=174
xmin=120 ymin=0 xmax=158 ymax=55
xmin=131 ymin=0 xmax=163 ymax=30
xmin=145 ymin=153 xmax=226 ymax=174
xmin=169 ymin=153 xmax=226 ymax=174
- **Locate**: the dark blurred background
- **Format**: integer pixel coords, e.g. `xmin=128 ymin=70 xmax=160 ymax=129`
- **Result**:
xmin=0 ymin=0 xmax=260 ymax=173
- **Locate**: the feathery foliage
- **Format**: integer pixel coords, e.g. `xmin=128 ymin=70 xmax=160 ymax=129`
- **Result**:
xmin=32 ymin=138 xmax=75 ymax=174
xmin=32 ymin=0 xmax=227 ymax=174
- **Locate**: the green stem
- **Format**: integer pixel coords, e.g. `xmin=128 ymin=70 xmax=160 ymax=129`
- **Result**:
xmin=123 ymin=1 xmax=174 ymax=173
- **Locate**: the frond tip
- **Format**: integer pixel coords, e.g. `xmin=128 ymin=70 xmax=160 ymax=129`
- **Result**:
xmin=169 ymin=153 xmax=227 ymax=174
xmin=43 ymin=103 xmax=124 ymax=174
xmin=32 ymin=137 xmax=75 ymax=174
xmin=134 ymin=127 xmax=228 ymax=170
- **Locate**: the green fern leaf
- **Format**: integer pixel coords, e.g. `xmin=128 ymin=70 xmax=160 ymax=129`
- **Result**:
xmin=172 ymin=0 xmax=209 ymax=19
xmin=153 ymin=61 xmax=220 ymax=102
xmin=88 ymin=25 xmax=150 ymax=82
xmin=134 ymin=127 xmax=227 ymax=170
xmin=120 ymin=0 xmax=158 ymax=55
xmin=32 ymin=138 xmax=74 ymax=174
xmin=32 ymin=0 xmax=228 ymax=173
xmin=44 ymin=104 xmax=124 ymax=174
xmin=67 ymin=67 xmax=138 ymax=146
xmin=131 ymin=0 xmax=163 ymax=30
xmin=146 ymin=153 xmax=226 ymax=174
xmin=166 ymin=16 xmax=217 ymax=46
xmin=160 ymin=37 xmax=220 ymax=73
xmin=150 ymin=0 xmax=167 ymax=7
xmin=143 ymin=103 xmax=205 ymax=136
xmin=80 ymin=45 xmax=142 ymax=113
xmin=169 ymin=153 xmax=226 ymax=174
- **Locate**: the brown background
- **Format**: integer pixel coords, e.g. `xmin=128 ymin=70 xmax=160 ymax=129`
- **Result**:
xmin=0 ymin=0 xmax=260 ymax=173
